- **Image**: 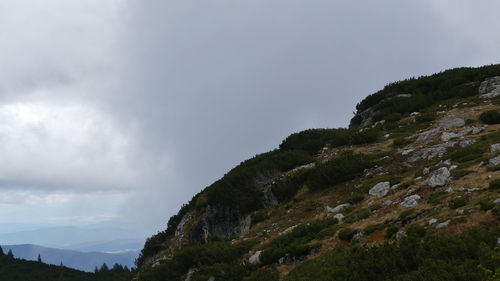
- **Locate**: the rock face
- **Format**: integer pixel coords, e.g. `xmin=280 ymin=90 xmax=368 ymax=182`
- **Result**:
xmin=369 ymin=182 xmax=390 ymax=198
xmin=479 ymin=76 xmax=500 ymax=99
xmin=400 ymin=195 xmax=421 ymax=208
xmin=441 ymin=126 xmax=484 ymax=142
xmin=427 ymin=167 xmax=451 ymax=187
xmin=189 ymin=205 xmax=251 ymax=243
xmin=407 ymin=143 xmax=455 ymax=163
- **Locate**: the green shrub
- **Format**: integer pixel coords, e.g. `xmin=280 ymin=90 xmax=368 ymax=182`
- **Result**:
xmin=285 ymin=227 xmax=500 ymax=281
xmin=260 ymin=218 xmax=338 ymax=265
xmin=406 ymin=225 xmax=427 ymax=238
xmin=399 ymin=209 xmax=416 ymax=220
xmin=338 ymin=228 xmax=357 ymax=241
xmin=341 ymin=194 xmax=365 ymax=205
xmin=279 ymin=128 xmax=379 ymax=154
xmin=479 ymin=199 xmax=494 ymax=211
xmin=385 ymin=226 xmax=399 ymax=239
xmin=447 ymin=142 xmax=488 ymax=163
xmin=243 ymin=268 xmax=280 ymax=281
xmin=451 ymin=168 xmax=473 ymax=179
xmin=479 ymin=110 xmax=500 ymax=124
xmin=392 ymin=137 xmax=413 ymax=147
xmin=307 ymin=152 xmax=375 ymax=191
xmin=415 ymin=112 xmax=437 ymax=123
xmin=385 ymin=113 xmax=403 ymax=122
xmin=363 ymin=224 xmax=386 ymax=235
xmin=428 ymin=191 xmax=448 ymax=204
xmin=489 ymin=178 xmax=500 ymax=190
xmin=344 ymin=208 xmax=370 ymax=223
xmin=449 ymin=197 xmax=468 ymax=209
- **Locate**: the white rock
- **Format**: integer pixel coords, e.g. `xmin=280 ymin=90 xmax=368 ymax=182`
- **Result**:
xmin=369 ymin=182 xmax=391 ymax=198
xmin=383 ymin=200 xmax=393 ymax=206
xmin=384 ymin=134 xmax=390 ymax=139
xmin=493 ymin=198 xmax=500 ymax=204
xmin=427 ymin=167 xmax=451 ymax=187
xmin=249 ymin=251 xmax=262 ymax=264
xmin=490 ymin=155 xmax=500 ymax=166
xmin=436 ymin=220 xmax=450 ymax=229
xmin=450 ymin=165 xmax=458 ymax=170
xmin=423 ymin=167 xmax=430 ymax=175
xmin=391 ymin=183 xmax=401 ymax=190
xmin=334 ymin=213 xmax=345 ymax=222
xmin=491 ymin=143 xmax=500 ymax=153
xmin=400 ymin=195 xmax=421 ymax=208
xmin=479 ymin=76 xmax=500 ymax=99
xmin=428 ymin=218 xmax=438 ymax=225
xmin=327 ymin=203 xmax=351 ymax=214
xmin=445 ymin=187 xmax=454 ymax=193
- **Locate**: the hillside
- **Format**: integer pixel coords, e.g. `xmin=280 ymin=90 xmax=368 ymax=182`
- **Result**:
xmin=2 ymin=244 xmax=137 ymax=272
xmin=135 ymin=64 xmax=500 ymax=281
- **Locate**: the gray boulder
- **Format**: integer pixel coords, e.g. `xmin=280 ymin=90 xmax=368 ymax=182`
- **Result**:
xmin=491 ymin=143 xmax=500 ymax=153
xmin=248 ymin=251 xmax=262 ymax=264
xmin=427 ymin=167 xmax=451 ymax=187
xmin=400 ymin=195 xmax=421 ymax=208
xmin=369 ymin=182 xmax=390 ymax=198
xmin=479 ymin=76 xmax=500 ymax=99
xmin=437 ymin=115 xmax=465 ymax=130
xmin=436 ymin=220 xmax=450 ymax=229
xmin=490 ymin=155 xmax=500 ymax=166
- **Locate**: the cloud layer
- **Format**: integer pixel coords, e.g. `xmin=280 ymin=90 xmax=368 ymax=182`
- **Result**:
xmin=0 ymin=0 xmax=499 ymax=231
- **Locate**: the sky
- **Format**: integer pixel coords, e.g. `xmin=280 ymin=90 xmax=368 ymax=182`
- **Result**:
xmin=0 ymin=0 xmax=499 ymax=235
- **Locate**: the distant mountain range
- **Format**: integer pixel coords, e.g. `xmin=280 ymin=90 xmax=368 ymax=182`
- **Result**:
xmin=2 ymin=244 xmax=138 ymax=272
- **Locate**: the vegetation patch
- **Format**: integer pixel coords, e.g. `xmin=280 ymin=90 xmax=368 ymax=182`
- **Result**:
xmin=479 ymin=110 xmax=500 ymax=124
xmin=285 ymin=227 xmax=500 ymax=281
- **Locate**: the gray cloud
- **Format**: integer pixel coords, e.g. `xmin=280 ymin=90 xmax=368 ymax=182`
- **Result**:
xmin=0 ymin=0 xmax=499 ymax=231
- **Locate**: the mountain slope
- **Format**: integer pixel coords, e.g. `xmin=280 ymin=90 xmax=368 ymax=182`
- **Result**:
xmin=136 ymin=64 xmax=500 ymax=281
xmin=2 ymin=244 xmax=137 ymax=272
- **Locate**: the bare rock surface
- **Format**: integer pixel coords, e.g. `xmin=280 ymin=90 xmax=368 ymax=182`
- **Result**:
xmin=427 ymin=167 xmax=451 ymax=187
xmin=479 ymin=76 xmax=500 ymax=98
xmin=369 ymin=182 xmax=390 ymax=198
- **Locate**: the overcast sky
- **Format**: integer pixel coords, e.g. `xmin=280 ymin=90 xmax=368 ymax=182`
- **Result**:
xmin=0 ymin=0 xmax=499 ymax=233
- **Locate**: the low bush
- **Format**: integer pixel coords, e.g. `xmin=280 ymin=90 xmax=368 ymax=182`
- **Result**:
xmin=449 ymin=197 xmax=468 ymax=209
xmin=428 ymin=191 xmax=448 ymax=204
xmin=415 ymin=112 xmax=437 ymax=123
xmin=489 ymin=178 xmax=500 ymax=190
xmin=341 ymin=194 xmax=365 ymax=205
xmin=479 ymin=110 xmax=500 ymax=124
xmin=344 ymin=208 xmax=370 ymax=223
xmin=285 ymin=227 xmax=500 ymax=281
xmin=363 ymin=224 xmax=385 ymax=235
xmin=385 ymin=226 xmax=399 ymax=239
xmin=338 ymin=228 xmax=357 ymax=241
xmin=399 ymin=209 xmax=416 ymax=220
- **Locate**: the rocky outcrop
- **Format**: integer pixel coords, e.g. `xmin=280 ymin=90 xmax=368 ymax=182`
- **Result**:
xmin=248 ymin=251 xmax=262 ymax=264
xmin=349 ymin=108 xmax=376 ymax=128
xmin=479 ymin=76 xmax=500 ymax=99
xmin=400 ymin=195 xmax=421 ymax=208
xmin=369 ymin=182 xmax=390 ymax=198
xmin=189 ymin=205 xmax=251 ymax=243
xmin=427 ymin=167 xmax=451 ymax=187
xmin=491 ymin=143 xmax=500 ymax=153
xmin=441 ymin=126 xmax=484 ymax=142
xmin=325 ymin=203 xmax=350 ymax=214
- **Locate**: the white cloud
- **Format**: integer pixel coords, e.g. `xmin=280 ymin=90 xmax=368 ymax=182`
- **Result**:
xmin=0 ymin=101 xmax=141 ymax=191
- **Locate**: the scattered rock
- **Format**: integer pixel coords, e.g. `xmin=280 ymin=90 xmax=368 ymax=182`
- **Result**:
xmin=490 ymin=155 xmax=500 ymax=166
xmin=407 ymin=143 xmax=455 ymax=163
xmin=326 ymin=203 xmax=351 ymax=214
xmin=333 ymin=213 xmax=345 ymax=222
xmin=391 ymin=183 xmax=401 ymax=190
xmin=383 ymin=200 xmax=393 ymax=206
xmin=352 ymin=231 xmax=364 ymax=241
xmin=458 ymin=139 xmax=476 ymax=148
xmin=428 ymin=218 xmax=438 ymax=225
xmin=423 ymin=167 xmax=430 ymax=175
xmin=437 ymin=114 xmax=465 ymax=130
xmin=445 ymin=187 xmax=453 ymax=193
xmin=400 ymin=195 xmax=421 ymax=208
xmin=436 ymin=220 xmax=450 ymax=229
xmin=248 ymin=251 xmax=262 ymax=264
xmin=450 ymin=165 xmax=458 ymax=170
xmin=396 ymin=230 xmax=407 ymax=241
xmin=493 ymin=198 xmax=500 ymax=204
xmin=369 ymin=182 xmax=390 ymax=198
xmin=479 ymin=76 xmax=500 ymax=99
xmin=491 ymin=143 xmax=500 ymax=153
xmin=427 ymin=167 xmax=451 ymax=187
xmin=406 ymin=188 xmax=416 ymax=195
xmin=415 ymin=129 xmax=439 ymax=143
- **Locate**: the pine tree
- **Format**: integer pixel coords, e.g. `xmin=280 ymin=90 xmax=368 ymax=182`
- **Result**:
xmin=37 ymin=253 xmax=42 ymax=263
xmin=6 ymin=249 xmax=14 ymax=258
xmin=0 ymin=245 xmax=4 ymax=256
